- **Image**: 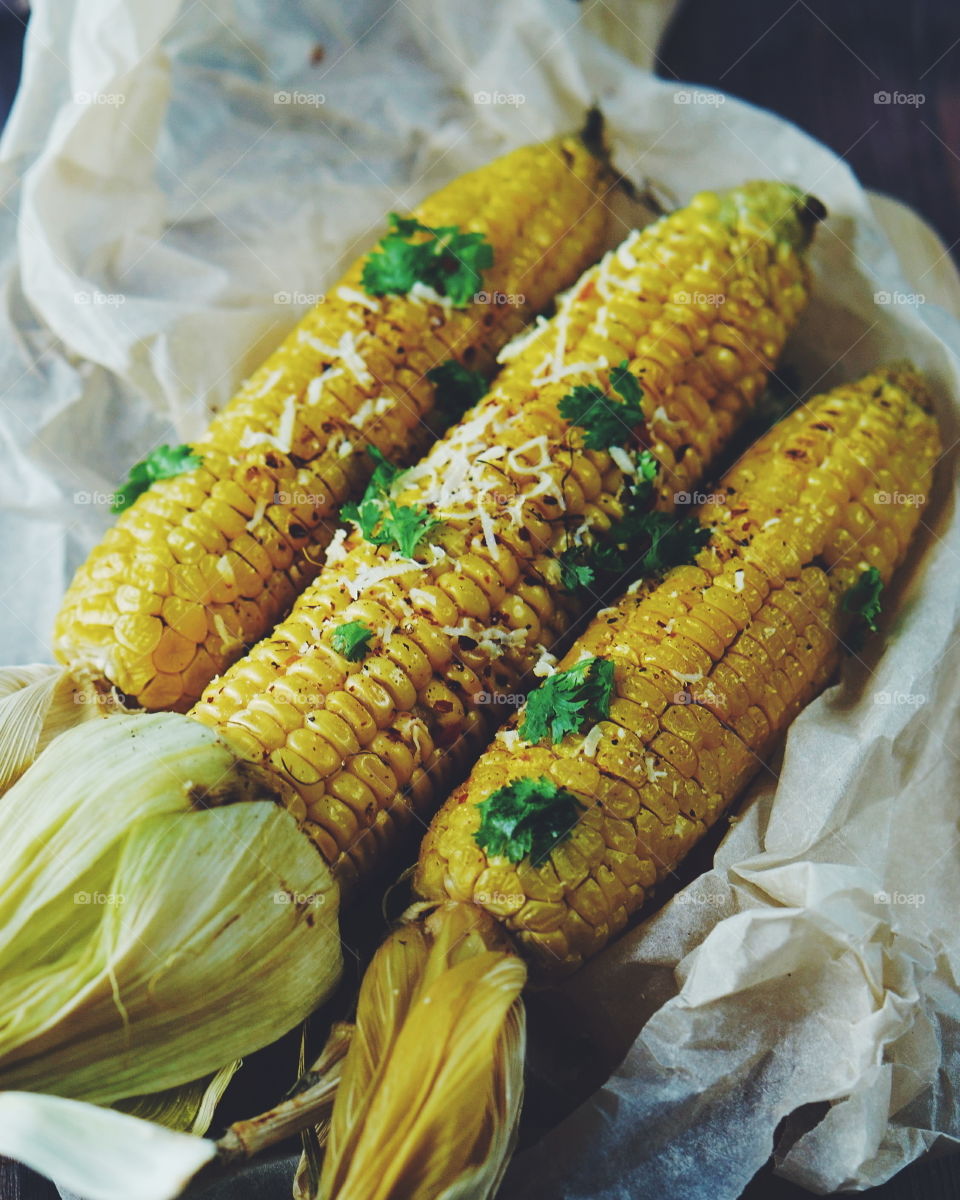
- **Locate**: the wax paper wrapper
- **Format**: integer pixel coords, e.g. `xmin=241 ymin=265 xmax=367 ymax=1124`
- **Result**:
xmin=0 ymin=1 xmax=958 ymax=1198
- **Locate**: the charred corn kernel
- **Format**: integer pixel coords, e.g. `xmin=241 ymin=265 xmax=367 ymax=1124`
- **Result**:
xmin=416 ymin=365 xmax=940 ymax=976
xmin=53 ymin=129 xmax=613 ymax=712
xmin=192 ymin=182 xmax=821 ymax=898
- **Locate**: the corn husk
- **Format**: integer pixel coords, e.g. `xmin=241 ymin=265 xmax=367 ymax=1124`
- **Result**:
xmin=117 ymin=1061 xmax=241 ymax=1134
xmin=0 ymin=711 xmax=342 ymax=1103
xmin=0 ymin=1092 xmax=219 ymax=1200
xmin=0 ymin=663 xmax=106 ymax=794
xmin=319 ymin=903 xmax=526 ymax=1200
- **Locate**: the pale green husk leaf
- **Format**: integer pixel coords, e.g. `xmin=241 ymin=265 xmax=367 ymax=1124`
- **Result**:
xmin=0 ymin=1091 xmax=217 ymax=1200
xmin=0 ymin=711 xmax=342 ymax=1103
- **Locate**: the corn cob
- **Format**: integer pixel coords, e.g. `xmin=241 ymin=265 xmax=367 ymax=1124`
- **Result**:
xmin=317 ymin=366 xmax=940 ymax=1200
xmin=52 ymin=129 xmax=613 ymax=712
xmin=190 ymin=181 xmax=820 ymax=901
xmin=0 ymin=180 xmax=819 ymax=1115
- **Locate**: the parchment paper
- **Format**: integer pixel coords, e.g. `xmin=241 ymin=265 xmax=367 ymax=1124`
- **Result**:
xmin=1 ymin=1 xmax=958 ymax=1196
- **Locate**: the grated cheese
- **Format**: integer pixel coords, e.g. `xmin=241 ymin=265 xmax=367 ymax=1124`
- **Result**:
xmin=733 ymin=569 xmax=745 ymax=592
xmin=250 ymin=368 xmax=283 ymax=398
xmin=299 ymin=329 xmax=373 ymax=388
xmin=346 ymin=556 xmax=422 ymax=600
xmin=532 ymin=647 xmax=558 ymax=678
xmin=245 ymin=493 xmax=268 ymax=532
xmin=337 ymin=286 xmax=380 ymax=311
xmin=306 ymin=366 xmax=344 ymax=405
xmin=338 ymin=439 xmax=354 ymax=458
xmin=580 ymin=723 xmax=604 ymax=758
xmin=408 ymin=281 xmax=455 ymax=310
xmin=349 ymin=394 xmax=394 ymax=429
xmin=498 ymin=729 xmax=521 ymax=751
xmin=643 ymin=755 xmax=668 ymax=784
xmin=496 ymin=315 xmax=549 ymax=364
xmin=324 ymin=527 xmax=349 ymax=565
xmin=239 ymin=394 xmax=297 ymax=455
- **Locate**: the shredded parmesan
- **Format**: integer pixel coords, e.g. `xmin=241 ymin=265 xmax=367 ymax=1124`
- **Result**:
xmin=307 ymin=366 xmax=344 ymax=405
xmin=733 ymin=569 xmax=745 ymax=592
xmin=337 ymin=286 xmax=379 ymax=312
xmin=581 ymin=723 xmax=604 ymax=758
xmin=534 ymin=356 xmax=609 ymax=387
xmin=532 ymin=647 xmax=557 ymax=678
xmin=346 ymin=557 xmax=422 ymax=600
xmin=338 ymin=439 xmax=353 ymax=458
xmin=251 ymin=368 xmax=282 ymax=398
xmin=239 ymin=394 xmax=297 ymax=455
xmin=348 ymin=394 xmax=394 ymax=429
xmin=651 ymin=405 xmax=680 ymax=430
xmin=671 ymin=670 xmax=703 ymax=683
xmin=762 ymin=517 xmax=781 ymax=528
xmin=299 ymin=329 xmax=373 ymax=388
xmin=408 ymin=281 xmax=455 ymax=310
xmin=643 ymin=755 xmax=668 ymax=784
xmin=324 ymin=527 xmax=349 ymax=565
xmin=498 ymin=729 xmax=521 ymax=751
xmin=609 ymin=445 xmax=637 ymax=478
xmin=496 ymin=315 xmax=549 ymax=364
xmin=245 ymin=493 xmax=268 ymax=532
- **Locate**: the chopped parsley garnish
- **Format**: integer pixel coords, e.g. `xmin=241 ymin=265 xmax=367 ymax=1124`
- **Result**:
xmin=331 ymin=620 xmax=375 ymax=662
xmin=842 ymin=567 xmax=884 ymax=648
xmin=558 ymin=359 xmax=646 ymax=449
xmin=474 ymin=776 xmax=585 ymax=866
xmin=426 ymin=360 xmax=488 ymax=425
xmin=111 ymin=444 xmax=203 ymax=514
xmin=520 ymin=656 xmax=615 ymax=745
xmin=558 ymin=553 xmax=596 ymax=592
xmin=341 ymin=446 xmax=442 ymax=558
xmin=361 ymin=213 xmax=494 ymax=307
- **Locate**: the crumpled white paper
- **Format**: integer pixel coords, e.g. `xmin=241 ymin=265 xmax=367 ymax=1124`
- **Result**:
xmin=1 ymin=0 xmax=958 ymax=1197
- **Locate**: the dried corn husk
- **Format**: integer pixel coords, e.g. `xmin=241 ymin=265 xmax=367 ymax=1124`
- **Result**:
xmin=0 ymin=1092 xmax=219 ymax=1200
xmin=0 ymin=711 xmax=342 ymax=1103
xmin=117 ymin=1061 xmax=241 ymax=1135
xmin=0 ymin=663 xmax=108 ymax=794
xmin=319 ymin=903 xmax=526 ymax=1200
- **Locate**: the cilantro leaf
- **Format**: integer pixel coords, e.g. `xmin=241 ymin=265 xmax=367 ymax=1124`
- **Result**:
xmin=361 ymin=213 xmax=494 ymax=307
xmin=558 ymin=551 xmax=596 ymax=592
xmin=378 ymin=503 xmax=444 ymax=558
xmin=340 ymin=447 xmax=442 ymax=558
xmin=474 ymin=776 xmax=585 ymax=867
xmin=842 ymin=567 xmax=884 ymax=649
xmin=112 ymin=443 xmax=203 ymax=514
xmin=558 ymin=359 xmax=645 ymax=450
xmin=331 ymin=620 xmax=375 ymax=662
xmin=426 ymin=360 xmax=488 ymax=425
xmin=520 ymin=656 xmax=615 ymax=745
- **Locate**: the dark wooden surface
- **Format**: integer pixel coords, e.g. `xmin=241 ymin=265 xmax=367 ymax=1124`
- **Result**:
xmin=2 ymin=2 xmax=959 ymax=1199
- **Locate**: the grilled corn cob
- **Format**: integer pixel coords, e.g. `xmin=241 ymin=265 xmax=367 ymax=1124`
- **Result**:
xmin=0 ymin=178 xmax=820 ymax=1109
xmin=415 ymin=363 xmax=941 ymax=973
xmin=318 ymin=365 xmax=941 ymax=1200
xmin=52 ymin=129 xmax=613 ymax=711
xmin=190 ymin=181 xmax=820 ymax=900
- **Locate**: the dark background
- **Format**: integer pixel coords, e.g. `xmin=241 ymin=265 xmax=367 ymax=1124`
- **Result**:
xmin=0 ymin=0 xmax=958 ymax=1197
